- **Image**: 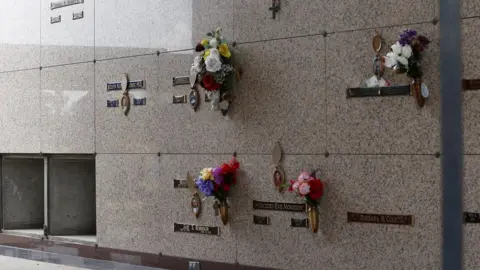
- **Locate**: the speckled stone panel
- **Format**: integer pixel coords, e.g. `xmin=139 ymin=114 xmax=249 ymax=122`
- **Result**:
xmin=157 ymin=51 xmax=239 ymax=154
xmin=40 ymin=0 xmax=94 ymax=66
xmin=96 ymin=154 xmax=236 ymax=263
xmin=0 ymin=0 xmax=40 ymax=72
xmin=462 ymin=18 xmax=480 ymax=154
xmin=95 ymin=0 xmax=193 ymax=60
xmin=192 ymin=0 xmax=234 ymax=46
xmin=234 ymin=36 xmax=326 ymax=154
xmin=41 ymin=63 xmax=95 ymax=153
xmin=462 ymin=0 xmax=480 ymax=18
xmin=95 ymin=55 xmax=161 ymax=154
xmin=0 ymin=70 xmax=41 ymax=153
xmin=326 ymin=23 xmax=440 ymax=154
xmin=233 ymin=0 xmax=327 ymax=43
xmin=324 ymin=0 xmax=434 ymax=33
xmin=464 ymin=156 xmax=480 ymax=269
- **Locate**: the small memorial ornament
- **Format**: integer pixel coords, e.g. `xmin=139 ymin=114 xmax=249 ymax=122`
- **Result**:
xmin=383 ymin=29 xmax=431 ymax=107
xmin=195 ymin=153 xmax=240 ymax=225
xmin=192 ymin=28 xmax=241 ymax=116
xmin=284 ymin=170 xmax=326 ymax=233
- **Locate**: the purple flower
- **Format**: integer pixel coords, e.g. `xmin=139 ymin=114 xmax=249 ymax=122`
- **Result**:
xmin=213 ymin=167 xmax=224 ymax=185
xmin=196 ymin=178 xmax=214 ymax=197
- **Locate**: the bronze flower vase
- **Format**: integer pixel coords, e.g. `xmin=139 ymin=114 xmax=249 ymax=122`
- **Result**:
xmin=307 ymin=203 xmax=319 ymax=233
xmin=411 ymin=77 xmax=425 ymax=108
xmin=220 ymin=200 xmax=229 ymax=225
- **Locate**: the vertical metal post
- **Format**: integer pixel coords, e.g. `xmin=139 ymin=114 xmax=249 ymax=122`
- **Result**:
xmin=44 ymin=156 xmax=49 ymax=231
xmin=439 ymin=0 xmax=463 ymax=269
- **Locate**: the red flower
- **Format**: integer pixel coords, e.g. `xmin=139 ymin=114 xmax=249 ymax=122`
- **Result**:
xmin=308 ymin=179 xmax=324 ymax=200
xmin=195 ymin=43 xmax=205 ymax=52
xmin=221 ymin=163 xmax=233 ymax=174
xmin=202 ymin=74 xmax=221 ymax=91
xmin=229 ymin=157 xmax=240 ymax=170
xmin=223 ymin=184 xmax=230 ymax=191
xmin=288 ymin=180 xmax=295 ymax=192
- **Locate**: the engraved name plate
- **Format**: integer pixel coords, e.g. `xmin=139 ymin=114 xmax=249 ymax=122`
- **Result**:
xmin=51 ymin=0 xmax=84 ymax=10
xmin=73 ymin=11 xmax=84 ymax=20
xmin=464 ymin=212 xmax=480 ymax=223
xmin=347 ymin=212 xmax=414 ymax=226
xmin=173 ymin=179 xmax=188 ymax=188
xmin=107 ymin=80 xmax=145 ymax=91
xmin=173 ymin=223 xmax=219 ymax=236
xmin=291 ymin=218 xmax=309 ymax=228
xmin=463 ymin=79 xmax=480 ymax=91
xmin=346 ymin=85 xmax=411 ymax=98
xmin=253 ymin=215 xmax=270 ymax=225
xmin=253 ymin=200 xmax=306 ymax=212
xmin=133 ymin=98 xmax=146 ymax=106
xmin=50 ymin=15 xmax=61 ymax=24
xmin=173 ymin=94 xmax=187 ymax=104
xmin=173 ymin=76 xmax=190 ymax=86
xmin=107 ymin=100 xmax=119 ymax=108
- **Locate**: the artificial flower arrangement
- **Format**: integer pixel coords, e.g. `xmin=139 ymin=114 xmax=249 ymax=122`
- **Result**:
xmin=286 ymin=170 xmax=326 ymax=233
xmin=191 ymin=28 xmax=238 ymax=115
xmin=195 ymin=154 xmax=240 ymax=225
xmin=383 ymin=29 xmax=431 ymax=107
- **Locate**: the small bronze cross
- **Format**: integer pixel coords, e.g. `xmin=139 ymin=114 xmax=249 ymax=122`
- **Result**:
xmin=268 ymin=0 xmax=280 ymax=19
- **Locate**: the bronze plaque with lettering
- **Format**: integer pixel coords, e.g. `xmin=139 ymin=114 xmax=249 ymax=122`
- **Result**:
xmin=173 ymin=223 xmax=219 ymax=235
xmin=464 ymin=212 xmax=480 ymax=223
xmin=290 ymin=218 xmax=309 ymax=228
xmin=347 ymin=212 xmax=414 ymax=226
xmin=253 ymin=215 xmax=270 ymax=225
xmin=253 ymin=200 xmax=306 ymax=212
xmin=173 ymin=179 xmax=188 ymax=188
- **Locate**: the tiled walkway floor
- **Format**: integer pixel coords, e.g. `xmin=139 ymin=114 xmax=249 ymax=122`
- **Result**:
xmin=0 ymin=255 xmax=88 ymax=269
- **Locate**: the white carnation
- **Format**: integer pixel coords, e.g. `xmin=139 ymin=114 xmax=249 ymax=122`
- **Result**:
xmin=205 ymin=49 xmax=222 ymax=72
xmin=401 ymin=45 xmax=413 ymax=59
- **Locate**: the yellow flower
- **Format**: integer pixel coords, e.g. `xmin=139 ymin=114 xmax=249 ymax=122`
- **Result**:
xmin=200 ymin=168 xmax=213 ymax=181
xmin=201 ymin=39 xmax=209 ymax=46
xmin=218 ymin=43 xmax=231 ymax=58
xmin=203 ymin=49 xmax=211 ymax=60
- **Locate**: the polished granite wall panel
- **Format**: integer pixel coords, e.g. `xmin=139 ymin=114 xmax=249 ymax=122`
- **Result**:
xmin=157 ymin=51 xmax=239 ymax=154
xmin=235 ymin=155 xmax=441 ymax=270
xmin=95 ymin=55 xmax=161 ymax=154
xmin=324 ymin=0 xmax=434 ymax=33
xmin=462 ymin=0 xmax=480 ymax=18
xmin=233 ymin=0 xmax=327 ymax=42
xmin=463 ymin=156 xmax=480 ymax=269
xmin=234 ymin=36 xmax=326 ymax=154
xmin=192 ymin=0 xmax=234 ymax=45
xmin=41 ymin=0 xmax=94 ymax=66
xmin=0 ymin=70 xmax=41 ymax=153
xmin=96 ymin=154 xmax=236 ymax=263
xmin=95 ymin=0 xmax=193 ymax=60
xmin=0 ymin=0 xmax=40 ymax=72
xmin=326 ymin=23 xmax=440 ymax=154
xmin=462 ymin=18 xmax=480 ymax=154
xmin=41 ymin=63 xmax=95 ymax=153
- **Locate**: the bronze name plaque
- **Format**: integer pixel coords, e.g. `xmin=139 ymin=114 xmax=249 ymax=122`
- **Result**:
xmin=464 ymin=212 xmax=480 ymax=223
xmin=173 ymin=179 xmax=188 ymax=188
xmin=253 ymin=200 xmax=306 ymax=212
xmin=291 ymin=218 xmax=309 ymax=228
xmin=463 ymin=79 xmax=480 ymax=91
xmin=347 ymin=212 xmax=413 ymax=226
xmin=253 ymin=215 xmax=270 ymax=225
xmin=173 ymin=223 xmax=219 ymax=235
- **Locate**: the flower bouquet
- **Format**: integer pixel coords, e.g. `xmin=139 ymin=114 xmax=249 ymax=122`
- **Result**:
xmin=195 ymin=154 xmax=240 ymax=225
xmin=383 ymin=29 xmax=431 ymax=107
xmin=287 ymin=170 xmax=326 ymax=233
xmin=191 ymin=27 xmax=239 ymax=115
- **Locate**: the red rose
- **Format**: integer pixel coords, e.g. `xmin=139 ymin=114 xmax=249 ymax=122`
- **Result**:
xmin=288 ymin=180 xmax=295 ymax=192
xmin=223 ymin=184 xmax=230 ymax=191
xmin=195 ymin=43 xmax=205 ymax=52
xmin=202 ymin=74 xmax=221 ymax=91
xmin=308 ymin=179 xmax=324 ymax=200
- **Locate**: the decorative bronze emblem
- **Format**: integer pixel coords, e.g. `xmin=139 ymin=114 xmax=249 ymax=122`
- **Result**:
xmin=120 ymin=73 xmax=130 ymax=116
xmin=189 ymin=88 xmax=199 ymax=111
xmin=272 ymin=142 xmax=286 ymax=192
xmin=187 ymin=173 xmax=201 ymax=218
xmin=347 ymin=212 xmax=414 ymax=226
